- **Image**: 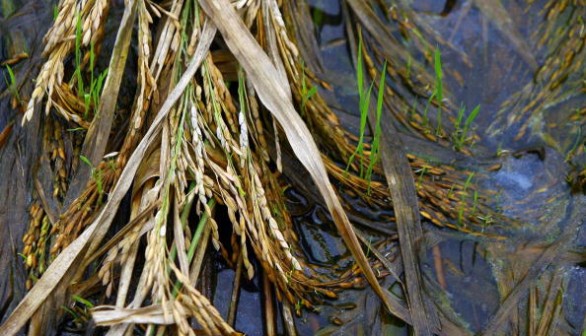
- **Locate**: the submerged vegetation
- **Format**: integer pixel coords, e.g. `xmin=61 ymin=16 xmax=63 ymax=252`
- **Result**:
xmin=0 ymin=0 xmax=584 ymax=335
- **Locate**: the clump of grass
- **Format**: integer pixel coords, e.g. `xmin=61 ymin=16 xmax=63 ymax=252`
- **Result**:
xmin=346 ymin=34 xmax=387 ymax=192
xmin=457 ymin=172 xmax=476 ymax=227
xmin=365 ymin=61 xmax=387 ymax=192
xmin=86 ymin=43 xmax=108 ymax=116
xmin=452 ymin=104 xmax=480 ymax=151
xmin=420 ymin=48 xmax=480 ymax=150
xmin=72 ymin=12 xmax=108 ymax=119
xmin=346 ymin=35 xmax=372 ymax=177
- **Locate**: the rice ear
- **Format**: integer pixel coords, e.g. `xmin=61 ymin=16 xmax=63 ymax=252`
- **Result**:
xmin=199 ymin=0 xmax=402 ymax=318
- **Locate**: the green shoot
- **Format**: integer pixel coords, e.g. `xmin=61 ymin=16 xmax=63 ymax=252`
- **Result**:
xmin=79 ymin=154 xmax=92 ymax=168
xmin=74 ymin=11 xmax=84 ymax=101
xmin=457 ymin=207 xmax=464 ymax=227
xmin=478 ymin=214 xmax=494 ymax=227
xmin=422 ymin=48 xmax=444 ymax=130
xmin=17 ymin=252 xmax=27 ymax=261
xmin=72 ymin=295 xmax=94 ymax=308
xmin=417 ymin=166 xmax=428 ymax=189
xmin=80 ymin=155 xmax=104 ymax=204
xmin=454 ymin=105 xmax=466 ymax=135
xmin=62 ymin=306 xmax=80 ymax=321
xmin=356 ymin=35 xmax=372 ymax=178
xmin=67 ymin=127 xmax=85 ymax=132
xmin=463 ymin=172 xmax=475 ymax=191
xmin=171 ymin=198 xmax=216 ymax=297
xmin=61 ymin=295 xmax=94 ymax=327
xmin=88 ymin=42 xmax=96 ymax=116
xmin=457 ymin=172 xmax=475 ymax=227
xmin=365 ymin=236 xmax=373 ymax=258
xmin=346 ymin=34 xmax=373 ymax=177
xmin=71 ymin=13 xmax=108 ymax=119
xmin=423 ymin=95 xmax=431 ymax=126
xmin=365 ymin=61 xmax=387 ymax=192
xmin=452 ymin=104 xmax=480 ymax=151
xmin=462 ymin=105 xmax=480 ymax=140
xmin=345 ymin=34 xmax=389 ymax=193
xmin=311 ymin=6 xmax=325 ymax=30
xmin=3 ymin=64 xmax=21 ymax=103
xmin=61 ymin=294 xmax=94 ymax=327
xmin=295 ymin=300 xmax=302 ymax=314
xmin=300 ymin=63 xmax=317 ymax=116
xmin=53 ymin=5 xmax=59 ymax=21
xmin=447 ymin=183 xmax=455 ymax=199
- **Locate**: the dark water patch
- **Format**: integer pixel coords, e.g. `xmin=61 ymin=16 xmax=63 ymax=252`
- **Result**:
xmin=214 ymin=268 xmax=265 ymax=336
xmin=295 ymin=205 xmax=350 ymax=268
xmin=309 ymin=0 xmax=585 ymax=333
xmin=431 ymin=238 xmax=498 ymax=332
xmin=410 ymin=0 xmax=453 ymax=16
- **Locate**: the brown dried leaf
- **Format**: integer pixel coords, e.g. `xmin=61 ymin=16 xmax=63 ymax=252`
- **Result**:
xmin=92 ymin=303 xmax=175 ymax=326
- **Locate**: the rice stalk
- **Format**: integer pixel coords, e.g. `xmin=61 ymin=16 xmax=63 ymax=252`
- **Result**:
xmin=6 ymin=1 xmax=569 ymax=335
xmin=22 ymin=0 xmax=109 ymax=125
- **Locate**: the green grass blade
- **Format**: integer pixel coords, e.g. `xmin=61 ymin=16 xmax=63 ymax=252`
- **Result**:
xmin=347 ymin=33 xmax=370 ymax=175
xmin=366 ymin=61 xmax=387 ymax=191
xmin=79 ymin=155 xmax=92 ymax=168
xmin=463 ymin=105 xmax=480 ymax=133
xmin=75 ymin=11 xmax=84 ymax=99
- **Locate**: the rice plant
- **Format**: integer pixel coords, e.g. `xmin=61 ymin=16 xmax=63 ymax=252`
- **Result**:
xmin=346 ymin=34 xmax=388 ymax=193
xmin=422 ymin=47 xmax=443 ymax=132
xmin=346 ymin=34 xmax=372 ymax=177
xmin=365 ymin=61 xmax=387 ymax=192
xmin=300 ymin=62 xmax=317 ymax=116
xmin=452 ymin=104 xmax=481 ymax=151
xmin=2 ymin=64 xmax=20 ymax=104
xmin=72 ymin=12 xmax=108 ymax=119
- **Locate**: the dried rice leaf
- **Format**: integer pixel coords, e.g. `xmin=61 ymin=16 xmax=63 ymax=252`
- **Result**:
xmin=92 ymin=303 xmax=175 ymax=326
xmin=369 ymin=101 xmax=439 ymax=336
xmin=199 ymin=0 xmax=400 ymax=318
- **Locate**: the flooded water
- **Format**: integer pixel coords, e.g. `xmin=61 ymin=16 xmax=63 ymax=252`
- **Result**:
xmin=1 ymin=0 xmax=585 ymax=335
xmin=301 ymin=0 xmax=585 ymax=334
